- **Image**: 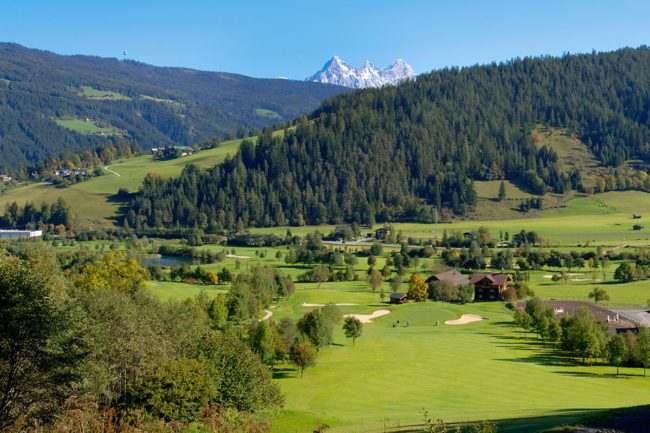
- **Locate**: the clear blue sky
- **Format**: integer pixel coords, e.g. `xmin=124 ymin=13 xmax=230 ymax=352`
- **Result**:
xmin=1 ymin=0 xmax=649 ymax=79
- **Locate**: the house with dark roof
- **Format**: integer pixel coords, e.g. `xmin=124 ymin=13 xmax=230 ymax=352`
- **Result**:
xmin=389 ymin=293 xmax=408 ymax=304
xmin=426 ymin=270 xmax=470 ymax=287
xmin=469 ymin=273 xmax=512 ymax=301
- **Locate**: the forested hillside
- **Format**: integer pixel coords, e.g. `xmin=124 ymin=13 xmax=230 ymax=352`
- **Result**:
xmin=128 ymin=47 xmax=650 ymax=230
xmin=0 ymin=43 xmax=346 ymax=170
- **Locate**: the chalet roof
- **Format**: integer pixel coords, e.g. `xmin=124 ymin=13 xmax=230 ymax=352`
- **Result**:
xmin=389 ymin=293 xmax=407 ymax=299
xmin=427 ymin=270 xmax=470 ymax=286
xmin=469 ymin=273 xmax=512 ymax=286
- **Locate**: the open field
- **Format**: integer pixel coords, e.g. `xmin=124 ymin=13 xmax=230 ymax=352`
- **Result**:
xmin=249 ymin=191 xmax=650 ymax=246
xmin=55 ymin=117 xmax=124 ymax=135
xmin=78 ymin=85 xmax=132 ymax=101
xmin=255 ymin=108 xmax=282 ymax=119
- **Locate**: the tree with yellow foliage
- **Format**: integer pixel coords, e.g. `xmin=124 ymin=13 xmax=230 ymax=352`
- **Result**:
xmin=75 ymin=250 xmax=148 ymax=293
xmin=407 ymin=273 xmax=428 ymax=301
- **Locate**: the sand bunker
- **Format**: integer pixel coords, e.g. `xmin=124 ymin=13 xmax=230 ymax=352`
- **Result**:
xmin=344 ymin=310 xmax=391 ymax=324
xmin=543 ymin=273 xmax=583 ymax=279
xmin=226 ymin=254 xmax=251 ymax=259
xmin=445 ymin=314 xmax=485 ymax=325
xmin=301 ymin=303 xmax=358 ymax=307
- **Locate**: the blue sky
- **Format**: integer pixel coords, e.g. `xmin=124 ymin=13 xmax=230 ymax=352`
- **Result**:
xmin=1 ymin=0 xmax=649 ymax=79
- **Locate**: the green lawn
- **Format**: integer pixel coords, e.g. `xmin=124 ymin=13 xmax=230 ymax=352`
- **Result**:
xmin=55 ymin=118 xmax=123 ymax=135
xmin=270 ymin=301 xmax=650 ymax=433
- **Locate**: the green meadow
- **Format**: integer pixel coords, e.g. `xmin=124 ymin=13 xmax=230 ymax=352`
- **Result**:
xmin=55 ymin=117 xmax=124 ymax=135
xmin=78 ymin=85 xmax=132 ymax=101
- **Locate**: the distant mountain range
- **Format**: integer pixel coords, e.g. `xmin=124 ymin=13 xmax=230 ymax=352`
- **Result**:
xmin=306 ymin=56 xmax=415 ymax=88
xmin=0 ymin=43 xmax=348 ymax=170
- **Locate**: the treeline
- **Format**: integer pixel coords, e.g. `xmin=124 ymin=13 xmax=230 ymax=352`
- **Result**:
xmin=514 ymin=299 xmax=650 ymax=374
xmin=1 ymin=197 xmax=73 ymax=229
xmin=128 ymin=47 xmax=650 ymax=230
xmin=0 ymin=245 xmax=284 ymax=433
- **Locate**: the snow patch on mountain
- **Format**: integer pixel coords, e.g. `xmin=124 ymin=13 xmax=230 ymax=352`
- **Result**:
xmin=306 ymin=57 xmax=414 ymax=89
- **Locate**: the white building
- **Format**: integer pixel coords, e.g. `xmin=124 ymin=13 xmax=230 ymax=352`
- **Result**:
xmin=0 ymin=229 xmax=43 ymax=239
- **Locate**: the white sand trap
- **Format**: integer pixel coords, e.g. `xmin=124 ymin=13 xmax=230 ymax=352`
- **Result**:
xmin=226 ymin=254 xmax=252 ymax=259
xmin=571 ymin=278 xmax=593 ymax=282
xmin=344 ymin=310 xmax=391 ymax=324
xmin=260 ymin=309 xmax=273 ymax=321
xmin=543 ymin=273 xmax=584 ymax=279
xmin=445 ymin=314 xmax=485 ymax=325
xmin=301 ymin=302 xmax=359 ymax=307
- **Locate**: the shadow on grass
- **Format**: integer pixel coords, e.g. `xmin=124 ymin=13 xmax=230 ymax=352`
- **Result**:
xmin=388 ymin=407 xmax=630 ymax=433
xmin=553 ymin=370 xmax=642 ymax=379
xmin=272 ymin=366 xmax=296 ymax=379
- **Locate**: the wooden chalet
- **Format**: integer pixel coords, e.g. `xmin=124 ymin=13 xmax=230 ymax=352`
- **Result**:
xmin=426 ymin=270 xmax=470 ymax=287
xmin=469 ymin=273 xmax=513 ymax=301
xmin=389 ymin=293 xmax=408 ymax=304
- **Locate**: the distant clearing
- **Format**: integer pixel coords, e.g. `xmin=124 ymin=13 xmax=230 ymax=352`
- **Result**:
xmin=78 ymin=85 xmax=131 ymax=101
xmin=140 ymin=94 xmax=185 ymax=108
xmin=55 ymin=117 xmax=124 ymax=136
xmin=255 ymin=108 xmax=282 ymax=119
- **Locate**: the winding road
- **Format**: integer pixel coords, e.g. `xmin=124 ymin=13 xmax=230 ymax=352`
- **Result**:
xmin=104 ymin=165 xmax=121 ymax=177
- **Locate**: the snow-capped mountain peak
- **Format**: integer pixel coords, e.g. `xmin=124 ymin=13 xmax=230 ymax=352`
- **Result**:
xmin=306 ymin=57 xmax=414 ymax=89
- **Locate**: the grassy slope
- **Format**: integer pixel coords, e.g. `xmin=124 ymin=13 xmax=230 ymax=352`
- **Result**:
xmin=78 ymin=85 xmax=132 ymax=101
xmin=55 ymin=118 xmax=122 ymax=135
xmin=0 ymin=137 xmax=245 ymax=227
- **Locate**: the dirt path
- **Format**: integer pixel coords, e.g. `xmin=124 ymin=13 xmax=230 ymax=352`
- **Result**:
xmin=104 ymin=165 xmax=121 ymax=177
xmin=445 ymin=314 xmax=485 ymax=325
xmin=344 ymin=310 xmax=391 ymax=324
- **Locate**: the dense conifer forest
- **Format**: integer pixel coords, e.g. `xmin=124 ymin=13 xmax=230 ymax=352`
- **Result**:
xmin=128 ymin=47 xmax=650 ymax=230
xmin=0 ymin=43 xmax=346 ymax=170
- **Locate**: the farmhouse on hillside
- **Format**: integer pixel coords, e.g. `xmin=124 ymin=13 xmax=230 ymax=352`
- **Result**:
xmin=470 ymin=273 xmax=512 ymax=301
xmin=633 ymin=214 xmax=642 ymax=219
xmin=426 ymin=270 xmax=470 ymax=287
xmin=389 ymin=293 xmax=408 ymax=304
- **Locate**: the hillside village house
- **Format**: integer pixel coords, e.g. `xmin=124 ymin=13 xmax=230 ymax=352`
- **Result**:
xmin=470 ymin=273 xmax=512 ymax=301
